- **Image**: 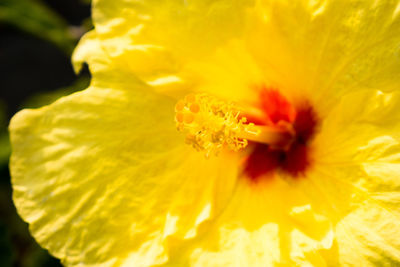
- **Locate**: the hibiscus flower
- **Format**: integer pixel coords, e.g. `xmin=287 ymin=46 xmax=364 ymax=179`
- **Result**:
xmin=9 ymin=0 xmax=400 ymax=266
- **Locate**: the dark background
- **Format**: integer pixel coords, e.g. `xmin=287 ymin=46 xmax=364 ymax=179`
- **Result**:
xmin=0 ymin=0 xmax=91 ymax=266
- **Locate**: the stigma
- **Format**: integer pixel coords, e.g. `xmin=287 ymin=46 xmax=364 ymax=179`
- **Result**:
xmin=175 ymin=93 xmax=295 ymax=157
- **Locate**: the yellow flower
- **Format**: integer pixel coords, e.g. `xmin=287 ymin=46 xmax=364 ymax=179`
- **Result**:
xmin=9 ymin=0 xmax=400 ymax=266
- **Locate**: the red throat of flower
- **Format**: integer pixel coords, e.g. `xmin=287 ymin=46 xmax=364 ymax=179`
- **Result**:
xmin=243 ymin=88 xmax=319 ymax=181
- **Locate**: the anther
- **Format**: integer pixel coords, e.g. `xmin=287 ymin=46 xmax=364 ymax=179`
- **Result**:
xmin=175 ymin=94 xmax=294 ymax=157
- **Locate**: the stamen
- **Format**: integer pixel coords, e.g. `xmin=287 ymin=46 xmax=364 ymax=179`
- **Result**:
xmin=175 ymin=94 xmax=293 ymax=157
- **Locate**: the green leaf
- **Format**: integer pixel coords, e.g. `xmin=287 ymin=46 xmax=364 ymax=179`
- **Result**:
xmin=0 ymin=0 xmax=80 ymax=54
xmin=0 ymin=101 xmax=9 ymax=167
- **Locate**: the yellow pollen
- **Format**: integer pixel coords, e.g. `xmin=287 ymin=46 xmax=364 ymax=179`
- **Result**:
xmin=176 ymin=112 xmax=184 ymax=123
xmin=175 ymin=100 xmax=185 ymax=111
xmin=190 ymin=103 xmax=200 ymax=113
xmin=175 ymin=94 xmax=293 ymax=157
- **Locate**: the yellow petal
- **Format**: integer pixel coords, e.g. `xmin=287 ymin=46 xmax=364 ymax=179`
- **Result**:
xmin=10 ymin=83 xmax=240 ymax=266
xmin=87 ymin=0 xmax=255 ymax=96
xmin=248 ymin=0 xmax=400 ymax=114
xmin=72 ymin=31 xmax=140 ymax=87
xmin=310 ymin=89 xmax=400 ymax=264
xmin=89 ymin=0 xmax=400 ymax=111
xmin=315 ymin=89 xmax=400 ymax=194
xmin=92 ymin=0 xmax=252 ymax=57
xmin=336 ymin=201 xmax=400 ymax=265
xmin=159 ymin=177 xmax=334 ymax=266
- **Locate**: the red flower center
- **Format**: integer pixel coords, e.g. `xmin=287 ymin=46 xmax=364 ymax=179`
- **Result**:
xmin=243 ymin=89 xmax=319 ymax=181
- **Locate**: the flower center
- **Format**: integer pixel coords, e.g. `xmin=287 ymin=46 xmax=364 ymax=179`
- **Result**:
xmin=175 ymin=89 xmax=319 ymax=179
